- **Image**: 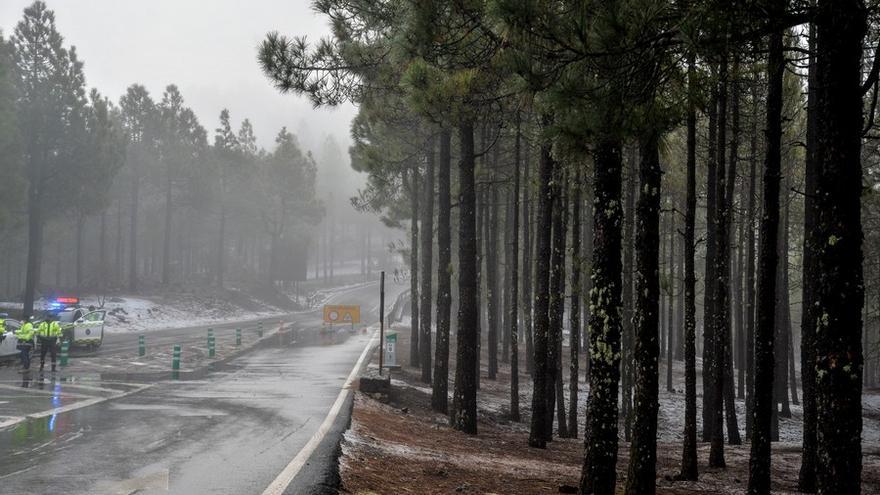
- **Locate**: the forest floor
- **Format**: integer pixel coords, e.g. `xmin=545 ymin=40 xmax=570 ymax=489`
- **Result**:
xmin=340 ymin=328 xmax=880 ymax=494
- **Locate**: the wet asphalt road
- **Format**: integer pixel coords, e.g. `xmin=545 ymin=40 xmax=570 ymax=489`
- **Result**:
xmin=0 ymin=280 xmax=406 ymax=495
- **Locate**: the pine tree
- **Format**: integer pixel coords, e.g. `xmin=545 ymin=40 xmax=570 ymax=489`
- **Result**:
xmin=798 ymin=18 xmax=819 ymax=492
xmin=509 ymin=114 xmax=522 ymax=422
xmin=529 ymin=118 xmax=555 ymax=448
xmin=624 ymin=130 xmax=662 ymax=495
xmin=813 ymin=1 xmax=867 ymax=492
xmin=119 ymin=84 xmax=157 ymax=293
xmin=451 ymin=120 xmax=479 ymax=435
xmin=678 ymin=50 xmax=699 ymax=483
xmin=432 ymin=129 xmax=453 ymax=413
xmin=420 ymin=135 xmax=435 ymax=384
xmin=568 ymin=171 xmax=582 ymax=437
xmin=12 ymin=1 xmax=88 ymax=316
xmin=748 ymin=2 xmax=785 ymax=490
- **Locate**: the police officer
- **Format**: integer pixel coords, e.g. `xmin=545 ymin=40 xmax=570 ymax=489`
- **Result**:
xmin=37 ymin=315 xmax=62 ymax=372
xmin=15 ymin=318 xmax=35 ymax=370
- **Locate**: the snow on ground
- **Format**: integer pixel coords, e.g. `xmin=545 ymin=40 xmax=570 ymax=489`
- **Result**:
xmin=0 ymin=279 xmax=382 ymax=334
xmin=81 ymin=295 xmax=285 ymax=334
xmin=342 ymin=326 xmax=880 ymax=494
xmin=387 ymin=323 xmax=880 ymax=450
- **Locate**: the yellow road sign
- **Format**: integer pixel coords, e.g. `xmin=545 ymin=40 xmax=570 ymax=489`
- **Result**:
xmin=323 ymin=305 xmax=361 ymax=324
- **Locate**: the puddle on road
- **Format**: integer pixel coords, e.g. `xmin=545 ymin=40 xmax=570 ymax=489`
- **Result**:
xmin=108 ymin=403 xmax=228 ymax=417
xmin=93 ymin=468 xmax=169 ymax=494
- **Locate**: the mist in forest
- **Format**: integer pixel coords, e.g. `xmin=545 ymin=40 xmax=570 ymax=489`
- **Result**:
xmin=0 ymin=1 xmax=400 ymax=319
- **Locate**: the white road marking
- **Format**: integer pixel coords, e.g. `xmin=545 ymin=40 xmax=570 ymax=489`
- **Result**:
xmin=0 ymin=384 xmax=95 ymax=399
xmin=262 ymin=332 xmax=378 ymax=495
xmin=0 ymin=383 xmax=153 ymax=430
xmin=46 ymin=382 xmax=135 ymax=394
xmin=0 ymin=417 xmax=24 ymax=428
xmin=0 ymin=465 xmax=37 ymax=480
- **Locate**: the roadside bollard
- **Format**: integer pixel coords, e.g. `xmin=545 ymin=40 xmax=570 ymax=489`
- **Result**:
xmin=208 ymin=336 xmax=215 ymax=358
xmin=60 ymin=340 xmax=69 ymax=367
xmin=172 ymin=345 xmax=181 ymax=371
xmin=235 ymin=328 xmax=241 ymax=346
xmin=258 ymin=321 xmax=263 ymax=338
xmin=138 ymin=335 xmax=145 ymax=357
xmin=207 ymin=328 xmax=214 ymax=342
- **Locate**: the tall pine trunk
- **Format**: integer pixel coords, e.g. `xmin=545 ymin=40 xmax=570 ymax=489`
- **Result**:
xmin=723 ymin=59 xmax=742 ymax=446
xmin=679 ymin=54 xmax=699 ymax=482
xmin=502 ymin=184 xmax=513 ymax=364
xmin=99 ymin=210 xmax=107 ymax=290
xmin=666 ymin=205 xmax=675 ymax=393
xmin=162 ymin=171 xmax=173 ymax=285
xmin=476 ymin=181 xmax=485 ymax=390
xmin=745 ymin=75 xmax=760 ymax=439
xmin=747 ymin=14 xmax=784 ymax=493
xmin=216 ymin=201 xmax=226 ymax=287
xmin=528 ymin=121 xmax=555 ymax=448
xmin=702 ymin=87 xmax=719 ymax=441
xmin=549 ymin=167 xmax=568 ymax=439
xmin=420 ymin=136 xmax=435 ymax=384
xmin=409 ymin=165 xmax=421 ymax=368
xmin=813 ymin=1 xmax=866 ymax=492
xmin=451 ymin=121 xmax=478 ymax=435
xmin=579 ymin=136 xmax=623 ymax=494
xmin=509 ymin=116 xmax=522 ymax=422
xmin=583 ymin=183 xmax=594 ymax=379
xmin=624 ymin=131 xmax=662 ymax=495
xmin=568 ymin=172 xmax=582 ymax=437
xmin=75 ymin=213 xmax=85 ymax=291
xmin=522 ymin=133 xmax=534 ymax=376
xmin=128 ymin=165 xmax=139 ymax=293
xmin=774 ymin=191 xmax=792 ymax=425
xmin=709 ymin=54 xmax=729 ymax=468
xmin=432 ymin=130 xmax=452 ymax=414
xmin=621 ymin=149 xmax=636 ymax=442
xmin=736 ymin=204 xmax=746 ymax=399
xmin=798 ymin=18 xmax=819 ymax=492
xmin=487 ymin=180 xmax=500 ymax=380
xmin=115 ymin=202 xmax=123 ymax=287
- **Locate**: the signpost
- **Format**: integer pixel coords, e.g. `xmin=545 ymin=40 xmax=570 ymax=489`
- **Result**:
xmin=379 ymin=271 xmax=385 ymax=375
xmin=384 ymin=332 xmax=397 ymax=367
xmin=322 ymin=305 xmax=361 ymax=326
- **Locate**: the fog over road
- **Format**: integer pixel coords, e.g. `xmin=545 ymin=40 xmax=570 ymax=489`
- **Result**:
xmin=0 ymin=279 xmax=407 ymax=495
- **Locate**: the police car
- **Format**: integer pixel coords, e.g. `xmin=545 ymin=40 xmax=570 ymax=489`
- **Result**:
xmin=0 ymin=315 xmax=24 ymax=358
xmin=47 ymin=297 xmax=107 ymax=349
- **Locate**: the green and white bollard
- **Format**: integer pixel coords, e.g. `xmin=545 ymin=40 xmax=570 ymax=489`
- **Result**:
xmin=235 ymin=328 xmax=241 ymax=346
xmin=172 ymin=345 xmax=181 ymax=371
xmin=60 ymin=340 xmax=69 ymax=367
xmin=208 ymin=336 xmax=215 ymax=358
xmin=138 ymin=335 xmax=145 ymax=357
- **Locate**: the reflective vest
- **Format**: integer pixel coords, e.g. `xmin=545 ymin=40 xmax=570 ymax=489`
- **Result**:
xmin=0 ymin=320 xmax=5 ymax=334
xmin=15 ymin=322 xmax=35 ymax=342
xmin=37 ymin=321 xmax=62 ymax=338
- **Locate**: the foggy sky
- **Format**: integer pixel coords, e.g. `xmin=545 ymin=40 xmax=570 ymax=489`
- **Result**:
xmin=0 ymin=0 xmax=358 ymax=156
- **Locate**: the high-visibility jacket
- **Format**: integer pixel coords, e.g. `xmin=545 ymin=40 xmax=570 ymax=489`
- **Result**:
xmin=15 ymin=322 xmax=35 ymax=342
xmin=0 ymin=320 xmax=5 ymax=334
xmin=37 ymin=321 xmax=62 ymax=338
